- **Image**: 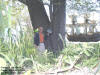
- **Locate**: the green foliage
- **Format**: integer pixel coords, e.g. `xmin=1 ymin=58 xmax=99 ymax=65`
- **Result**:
xmin=0 ymin=21 xmax=36 ymax=74
xmin=61 ymin=43 xmax=100 ymax=68
xmin=0 ymin=26 xmax=54 ymax=74
xmin=0 ymin=35 xmax=100 ymax=74
xmin=0 ymin=0 xmax=10 ymax=35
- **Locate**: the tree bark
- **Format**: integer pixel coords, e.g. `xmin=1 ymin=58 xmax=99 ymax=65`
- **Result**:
xmin=50 ymin=0 xmax=66 ymax=53
xmin=26 ymin=0 xmax=50 ymax=30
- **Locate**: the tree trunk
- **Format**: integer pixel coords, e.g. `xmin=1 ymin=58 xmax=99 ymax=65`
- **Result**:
xmin=27 ymin=0 xmax=50 ymax=30
xmin=50 ymin=0 xmax=66 ymax=53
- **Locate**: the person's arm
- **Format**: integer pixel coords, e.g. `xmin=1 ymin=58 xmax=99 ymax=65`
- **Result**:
xmin=34 ymin=32 xmax=39 ymax=46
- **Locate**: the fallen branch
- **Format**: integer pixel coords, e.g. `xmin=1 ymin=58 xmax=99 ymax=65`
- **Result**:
xmin=44 ymin=51 xmax=83 ymax=75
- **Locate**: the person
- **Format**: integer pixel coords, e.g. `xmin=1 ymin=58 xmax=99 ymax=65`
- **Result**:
xmin=34 ymin=27 xmax=45 ymax=52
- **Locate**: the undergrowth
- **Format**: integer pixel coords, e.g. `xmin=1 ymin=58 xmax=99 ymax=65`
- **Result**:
xmin=0 ymin=32 xmax=100 ymax=75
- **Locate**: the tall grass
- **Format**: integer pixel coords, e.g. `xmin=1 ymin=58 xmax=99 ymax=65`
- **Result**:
xmin=0 ymin=27 xmax=55 ymax=74
xmin=0 ymin=27 xmax=36 ymax=74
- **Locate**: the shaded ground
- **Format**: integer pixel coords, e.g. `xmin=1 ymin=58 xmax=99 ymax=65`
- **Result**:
xmin=21 ymin=67 xmax=100 ymax=75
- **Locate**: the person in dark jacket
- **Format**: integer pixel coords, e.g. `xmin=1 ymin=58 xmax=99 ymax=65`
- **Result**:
xmin=34 ymin=27 xmax=45 ymax=52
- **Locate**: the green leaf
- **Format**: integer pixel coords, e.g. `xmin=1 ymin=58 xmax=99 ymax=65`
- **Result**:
xmin=84 ymin=50 xmax=90 ymax=56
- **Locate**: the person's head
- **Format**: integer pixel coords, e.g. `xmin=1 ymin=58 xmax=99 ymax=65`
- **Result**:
xmin=39 ymin=26 xmax=43 ymax=33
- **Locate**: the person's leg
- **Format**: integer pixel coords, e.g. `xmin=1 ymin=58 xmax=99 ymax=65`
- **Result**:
xmin=38 ymin=43 xmax=45 ymax=52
